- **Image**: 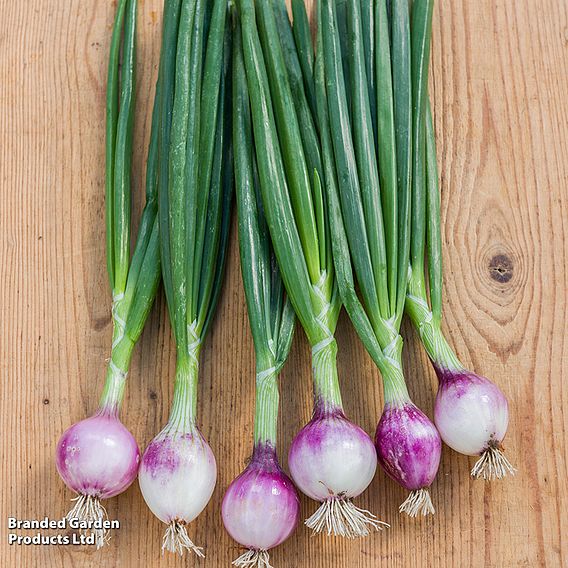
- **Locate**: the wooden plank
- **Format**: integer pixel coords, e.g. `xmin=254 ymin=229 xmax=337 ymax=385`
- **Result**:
xmin=0 ymin=0 xmax=566 ymax=566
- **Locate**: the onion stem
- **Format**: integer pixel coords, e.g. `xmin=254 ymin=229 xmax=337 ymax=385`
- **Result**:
xmin=312 ymin=339 xmax=343 ymax=414
xmin=405 ymin=292 xmax=464 ymax=372
xmin=157 ymin=0 xmax=231 ymax=429
xmin=319 ymin=0 xmax=412 ymax=394
xmin=254 ymin=369 xmax=280 ymax=445
xmin=100 ymin=0 xmax=161 ymax=412
xmin=168 ymin=355 xmax=200 ymax=432
xmin=99 ymin=334 xmax=135 ymax=413
xmin=234 ymin=24 xmax=295 ymax=450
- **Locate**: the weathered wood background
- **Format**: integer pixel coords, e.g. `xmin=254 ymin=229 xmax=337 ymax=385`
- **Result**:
xmin=1 ymin=0 xmax=567 ymax=566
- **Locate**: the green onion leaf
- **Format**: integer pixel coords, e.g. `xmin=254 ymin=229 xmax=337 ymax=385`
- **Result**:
xmin=291 ymin=0 xmax=316 ymax=118
xmin=375 ymin=0 xmax=399 ymax=314
xmin=425 ymin=98 xmax=442 ymax=322
xmin=256 ymin=1 xmax=321 ymax=283
xmin=391 ymin=0 xmax=413 ymax=327
xmin=236 ymin=0 xmax=317 ymax=341
xmin=157 ymin=0 xmax=183 ymax=336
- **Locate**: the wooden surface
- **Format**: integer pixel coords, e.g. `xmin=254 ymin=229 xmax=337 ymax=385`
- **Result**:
xmin=1 ymin=1 xmax=567 ymax=566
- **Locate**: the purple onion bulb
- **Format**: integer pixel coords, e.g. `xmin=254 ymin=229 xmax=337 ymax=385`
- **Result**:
xmin=55 ymin=412 xmax=140 ymax=547
xmin=375 ymin=403 xmax=441 ymax=516
xmin=288 ymin=411 xmax=386 ymax=537
xmin=434 ymin=367 xmax=515 ymax=479
xmin=138 ymin=428 xmax=216 ymax=556
xmin=56 ymin=413 xmax=140 ymax=499
xmin=222 ymin=445 xmax=299 ymax=564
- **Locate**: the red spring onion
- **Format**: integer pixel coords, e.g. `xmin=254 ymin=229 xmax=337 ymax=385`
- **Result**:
xmin=236 ymin=0 xmax=384 ymax=537
xmin=405 ymin=72 xmax=515 ymax=479
xmin=319 ymin=0 xmax=441 ymax=516
xmin=222 ymin=37 xmax=299 ymax=565
xmin=56 ymin=0 xmax=161 ymax=547
xmin=137 ymin=0 xmax=232 ymax=555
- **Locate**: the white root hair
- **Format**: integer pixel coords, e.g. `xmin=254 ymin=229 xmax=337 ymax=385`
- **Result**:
xmin=162 ymin=520 xmax=205 ymax=557
xmin=233 ymin=549 xmax=273 ymax=568
xmin=471 ymin=446 xmax=516 ymax=480
xmin=305 ymin=497 xmax=389 ymax=538
xmin=66 ymin=494 xmax=109 ymax=549
xmin=399 ymin=488 xmax=435 ymax=517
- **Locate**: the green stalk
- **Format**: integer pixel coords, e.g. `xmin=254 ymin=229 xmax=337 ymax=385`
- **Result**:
xmin=403 ymin=2 xmax=463 ymax=373
xmin=291 ymin=0 xmax=316 ymax=118
xmin=360 ymin=0 xmax=376 ymax=141
xmin=237 ymin=0 xmax=342 ymax=416
xmin=255 ymin=1 xmax=321 ymax=283
xmin=375 ymin=0 xmax=398 ymax=314
xmin=168 ymin=354 xmax=200 ymax=432
xmin=254 ymin=371 xmax=279 ymax=445
xmin=236 ymin=0 xmax=318 ymax=340
xmin=319 ymin=0 xmax=409 ymax=405
xmin=272 ymin=0 xmax=327 ymax=272
xmin=99 ymin=0 xmax=161 ymax=413
xmin=234 ymin=28 xmax=295 ymax=446
xmin=346 ymin=0 xmax=389 ymax=318
xmin=321 ymin=0 xmax=387 ymax=344
xmin=335 ymin=0 xmax=352 ymax=118
xmin=312 ymin=339 xmax=343 ymax=413
xmin=157 ymin=0 xmax=231 ymax=431
xmin=191 ymin=0 xmax=228 ymax=327
xmin=201 ymin=23 xmax=234 ymax=340
xmin=157 ymin=0 xmax=183 ymax=334
xmin=409 ymin=0 xmax=434 ymax=285
xmin=111 ymin=0 xmax=136 ymax=296
xmin=167 ymin=0 xmax=198 ymax=350
xmin=99 ymin=334 xmax=135 ymax=413
xmin=391 ymin=0 xmax=413 ymax=329
xmin=405 ymin=290 xmax=463 ymax=372
xmin=105 ymin=0 xmax=128 ymax=291
xmin=180 ymin=0 xmax=205 ymax=342
xmin=425 ymin=101 xmax=443 ymax=322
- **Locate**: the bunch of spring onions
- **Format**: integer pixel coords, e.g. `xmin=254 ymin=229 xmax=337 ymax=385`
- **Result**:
xmin=236 ymin=0 xmax=386 ymax=538
xmin=404 ymin=43 xmax=515 ymax=480
xmin=319 ymin=0 xmax=441 ymax=516
xmin=221 ymin=33 xmax=299 ymax=566
xmin=137 ymin=0 xmax=232 ymax=556
xmin=55 ymin=0 xmax=161 ymax=547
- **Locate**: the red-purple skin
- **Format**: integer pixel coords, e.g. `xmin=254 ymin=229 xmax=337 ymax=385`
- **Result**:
xmin=433 ymin=365 xmax=507 ymax=401
xmin=141 ymin=431 xmax=198 ymax=475
xmin=374 ymin=403 xmax=441 ymax=492
xmin=288 ymin=406 xmax=378 ymax=500
xmin=56 ymin=411 xmax=140 ymax=499
xmin=222 ymin=443 xmax=300 ymax=550
xmin=432 ymin=365 xmax=509 ymax=454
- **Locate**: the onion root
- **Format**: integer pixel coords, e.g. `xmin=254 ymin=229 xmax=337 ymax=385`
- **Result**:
xmin=471 ymin=446 xmax=516 ymax=480
xmin=399 ymin=488 xmax=435 ymax=517
xmin=162 ymin=521 xmax=204 ymax=557
xmin=305 ymin=497 xmax=389 ymax=538
xmin=66 ymin=494 xmax=109 ymax=549
xmin=233 ymin=549 xmax=273 ymax=568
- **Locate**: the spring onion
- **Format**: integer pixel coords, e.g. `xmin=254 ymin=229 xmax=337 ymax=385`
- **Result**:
xmin=221 ymin=30 xmax=299 ymax=566
xmin=404 ymin=19 xmax=515 ymax=481
xmin=55 ymin=0 xmax=161 ymax=547
xmin=137 ymin=0 xmax=232 ymax=556
xmin=320 ymin=0 xmax=442 ymax=517
xmin=236 ymin=0 xmax=384 ymax=538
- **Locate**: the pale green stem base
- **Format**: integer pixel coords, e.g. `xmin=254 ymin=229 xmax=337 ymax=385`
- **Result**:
xmin=254 ymin=367 xmax=279 ymax=445
xmin=312 ymin=338 xmax=343 ymax=414
xmin=168 ymin=353 xmax=200 ymax=434
xmin=405 ymin=292 xmax=464 ymax=372
xmin=99 ymin=334 xmax=134 ymax=415
xmin=378 ymin=333 xmax=410 ymax=407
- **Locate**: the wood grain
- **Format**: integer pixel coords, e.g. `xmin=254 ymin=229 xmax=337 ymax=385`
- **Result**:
xmin=1 ymin=0 xmax=567 ymax=566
